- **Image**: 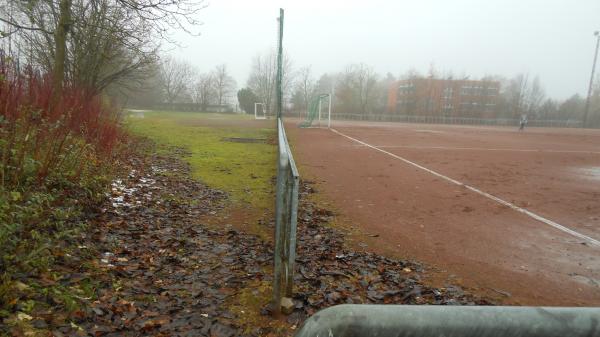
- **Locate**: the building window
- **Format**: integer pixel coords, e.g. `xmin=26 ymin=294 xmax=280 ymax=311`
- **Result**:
xmin=460 ymin=102 xmax=473 ymax=111
xmin=484 ymin=103 xmax=496 ymax=111
xmin=461 ymin=86 xmax=497 ymax=97
xmin=442 ymin=87 xmax=453 ymax=99
xmin=398 ymin=83 xmax=415 ymax=95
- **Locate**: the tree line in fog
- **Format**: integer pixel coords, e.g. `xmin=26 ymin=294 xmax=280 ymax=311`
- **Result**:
xmin=2 ymin=0 xmax=597 ymax=125
xmin=125 ymin=52 xmax=600 ymax=125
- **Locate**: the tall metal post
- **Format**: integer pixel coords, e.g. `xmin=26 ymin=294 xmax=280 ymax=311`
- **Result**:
xmin=273 ymin=152 xmax=285 ymax=315
xmin=583 ymin=31 xmax=600 ymax=128
xmin=273 ymin=8 xmax=285 ymax=315
xmin=276 ymin=8 xmax=284 ymax=120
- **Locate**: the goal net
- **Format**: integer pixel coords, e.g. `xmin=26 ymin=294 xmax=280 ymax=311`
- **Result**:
xmin=299 ymin=94 xmax=332 ymax=128
xmin=255 ymin=103 xmax=266 ymax=120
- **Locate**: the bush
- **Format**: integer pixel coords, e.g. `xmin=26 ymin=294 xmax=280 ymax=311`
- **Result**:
xmin=0 ymin=58 xmax=121 ymax=188
xmin=0 ymin=52 xmax=124 ymax=317
xmin=237 ymin=88 xmax=259 ymax=114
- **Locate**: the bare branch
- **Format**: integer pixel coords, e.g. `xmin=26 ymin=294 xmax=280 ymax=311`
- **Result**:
xmin=0 ymin=16 xmax=53 ymax=34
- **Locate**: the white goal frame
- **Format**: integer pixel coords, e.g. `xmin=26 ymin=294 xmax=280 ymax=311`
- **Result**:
xmin=316 ymin=94 xmax=332 ymax=128
xmin=254 ymin=103 xmax=266 ymax=120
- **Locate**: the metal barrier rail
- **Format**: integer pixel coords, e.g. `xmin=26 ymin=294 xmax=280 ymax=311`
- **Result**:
xmin=272 ymin=117 xmax=300 ymax=314
xmin=294 ymin=304 xmax=600 ymax=337
xmin=329 ymin=113 xmax=583 ymax=128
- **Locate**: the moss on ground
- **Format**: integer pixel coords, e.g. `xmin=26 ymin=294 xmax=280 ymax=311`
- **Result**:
xmin=126 ymin=111 xmax=277 ymax=211
xmin=226 ymin=279 xmax=290 ymax=335
xmin=127 ymin=111 xmax=284 ymax=332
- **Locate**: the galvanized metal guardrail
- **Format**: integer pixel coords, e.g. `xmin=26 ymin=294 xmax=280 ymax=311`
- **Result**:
xmin=272 ymin=117 xmax=300 ymax=314
xmin=294 ymin=304 xmax=600 ymax=337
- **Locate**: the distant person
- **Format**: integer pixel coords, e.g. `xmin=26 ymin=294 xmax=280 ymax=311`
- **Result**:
xmin=519 ymin=115 xmax=528 ymax=131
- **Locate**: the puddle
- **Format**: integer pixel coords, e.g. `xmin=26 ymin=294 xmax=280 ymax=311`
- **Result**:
xmin=222 ymin=137 xmax=267 ymax=144
xmin=107 ymin=169 xmax=159 ymax=213
xmin=571 ymin=274 xmax=600 ymax=288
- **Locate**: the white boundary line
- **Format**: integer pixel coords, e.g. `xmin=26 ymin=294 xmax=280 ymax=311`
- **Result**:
xmin=351 ymin=144 xmax=600 ymax=155
xmin=331 ymin=128 xmax=600 ymax=247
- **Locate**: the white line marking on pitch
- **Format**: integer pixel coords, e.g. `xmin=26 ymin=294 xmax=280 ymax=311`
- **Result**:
xmin=331 ymin=128 xmax=600 ymax=247
xmin=352 ymin=144 xmax=600 ymax=155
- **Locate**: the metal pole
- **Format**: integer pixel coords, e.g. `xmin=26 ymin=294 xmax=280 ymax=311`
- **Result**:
xmin=284 ymin=172 xmax=299 ymax=297
xmin=276 ymin=8 xmax=284 ymax=119
xmin=583 ymin=31 xmax=600 ymax=128
xmin=273 ymin=8 xmax=285 ymax=315
xmin=272 ymin=125 xmax=287 ymax=315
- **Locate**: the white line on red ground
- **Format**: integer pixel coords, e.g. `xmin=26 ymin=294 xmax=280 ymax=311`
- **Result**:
xmin=351 ymin=144 xmax=600 ymax=155
xmin=331 ymin=128 xmax=600 ymax=247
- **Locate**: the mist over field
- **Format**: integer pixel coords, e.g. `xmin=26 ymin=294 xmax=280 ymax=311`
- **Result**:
xmin=168 ymin=0 xmax=600 ymax=100
xmin=127 ymin=0 xmax=600 ymax=127
xmin=5 ymin=0 xmax=599 ymax=125
xmin=2 ymin=0 xmax=600 ymax=334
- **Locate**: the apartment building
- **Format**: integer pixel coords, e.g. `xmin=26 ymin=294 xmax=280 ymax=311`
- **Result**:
xmin=387 ymin=78 xmax=501 ymax=118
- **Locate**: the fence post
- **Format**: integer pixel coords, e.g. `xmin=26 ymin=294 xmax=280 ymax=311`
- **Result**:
xmin=285 ymin=170 xmax=299 ymax=296
xmin=273 ymin=116 xmax=300 ymax=314
xmin=272 ymin=139 xmax=287 ymax=314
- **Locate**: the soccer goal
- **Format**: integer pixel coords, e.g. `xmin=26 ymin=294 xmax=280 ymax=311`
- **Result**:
xmin=299 ymin=94 xmax=332 ymax=128
xmin=255 ymin=103 xmax=266 ymax=120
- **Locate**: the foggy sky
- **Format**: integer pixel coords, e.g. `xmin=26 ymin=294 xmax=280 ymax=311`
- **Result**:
xmin=168 ymin=0 xmax=600 ymax=100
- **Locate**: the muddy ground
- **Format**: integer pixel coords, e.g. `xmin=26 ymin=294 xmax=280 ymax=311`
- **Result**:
xmin=11 ymin=141 xmax=492 ymax=336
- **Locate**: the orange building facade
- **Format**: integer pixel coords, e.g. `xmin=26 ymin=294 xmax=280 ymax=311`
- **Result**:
xmin=387 ymin=78 xmax=501 ymax=118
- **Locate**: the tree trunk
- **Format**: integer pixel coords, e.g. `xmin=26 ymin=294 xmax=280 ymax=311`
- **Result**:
xmin=53 ymin=0 xmax=71 ymax=98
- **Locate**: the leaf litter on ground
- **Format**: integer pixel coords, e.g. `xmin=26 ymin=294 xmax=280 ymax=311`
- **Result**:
xmin=4 ymin=140 xmax=492 ymax=337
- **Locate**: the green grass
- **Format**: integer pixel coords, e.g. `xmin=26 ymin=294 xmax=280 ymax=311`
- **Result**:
xmin=125 ymin=111 xmax=277 ymax=210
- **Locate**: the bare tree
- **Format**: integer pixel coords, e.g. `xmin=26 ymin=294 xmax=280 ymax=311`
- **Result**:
xmin=355 ymin=64 xmax=379 ymax=115
xmin=538 ymin=98 xmax=559 ymax=120
xmin=159 ymin=57 xmax=193 ymax=105
xmin=336 ymin=63 xmax=379 ymax=115
xmin=247 ymin=52 xmax=276 ymax=113
xmin=526 ymin=76 xmax=545 ymax=117
xmin=294 ymin=66 xmax=317 ymax=111
xmin=378 ymin=72 xmax=396 ymax=114
xmin=246 ymin=50 xmax=293 ymax=115
xmin=507 ymin=73 xmax=529 ymax=117
xmin=193 ymin=73 xmax=215 ymax=110
xmin=316 ymin=73 xmax=335 ymax=94
xmin=558 ymin=94 xmax=585 ymax=120
xmin=427 ymin=62 xmax=439 ymax=79
xmin=211 ymin=64 xmax=236 ymax=105
xmin=1 ymin=0 xmax=206 ymax=95
xmin=68 ymin=0 xmax=159 ymax=93
xmin=504 ymin=73 xmax=545 ymax=118
xmin=112 ymin=64 xmax=164 ymax=107
xmin=401 ymin=68 xmax=423 ymax=80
